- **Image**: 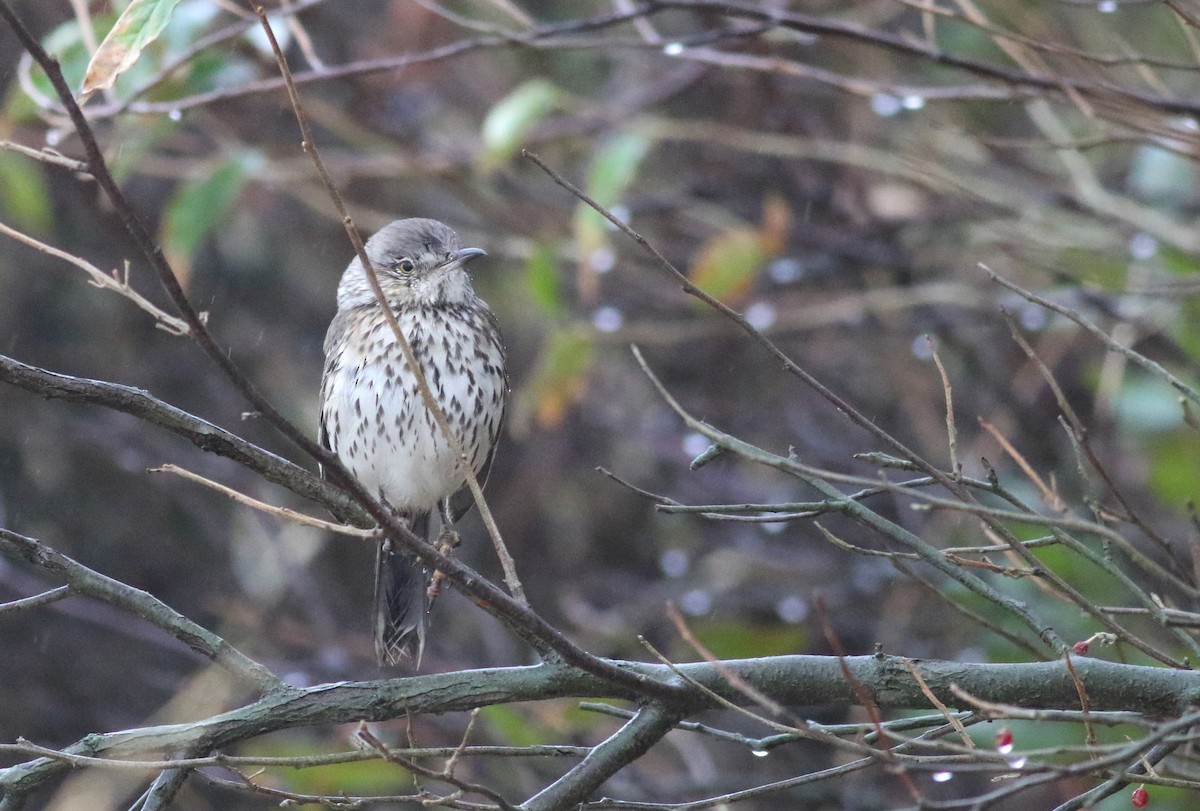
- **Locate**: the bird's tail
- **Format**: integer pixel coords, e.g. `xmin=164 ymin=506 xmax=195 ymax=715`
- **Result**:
xmin=373 ymin=512 xmax=431 ymax=666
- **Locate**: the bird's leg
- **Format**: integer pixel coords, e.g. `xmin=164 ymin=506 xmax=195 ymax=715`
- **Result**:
xmin=427 ymin=499 xmax=462 ymax=602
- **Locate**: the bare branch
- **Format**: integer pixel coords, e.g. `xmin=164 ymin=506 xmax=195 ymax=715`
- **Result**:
xmin=0 ymin=219 xmax=189 ymax=335
xmin=0 ymin=529 xmax=282 ymax=693
xmin=0 ymin=585 xmax=71 ymax=614
xmin=522 ymin=703 xmax=687 ymax=811
xmin=151 ymin=464 xmax=377 ymax=538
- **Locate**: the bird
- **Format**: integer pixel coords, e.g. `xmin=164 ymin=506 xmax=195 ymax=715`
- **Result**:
xmin=319 ymin=218 xmax=507 ymax=666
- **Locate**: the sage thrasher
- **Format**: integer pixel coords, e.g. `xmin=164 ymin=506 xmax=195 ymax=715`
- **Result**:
xmin=319 ymin=218 xmax=507 ymax=665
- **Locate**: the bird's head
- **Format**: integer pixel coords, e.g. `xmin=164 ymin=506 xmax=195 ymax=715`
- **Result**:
xmin=336 ymin=218 xmax=486 ymax=309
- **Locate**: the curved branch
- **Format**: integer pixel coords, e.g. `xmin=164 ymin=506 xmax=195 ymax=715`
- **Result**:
xmin=0 ymin=353 xmax=367 ymax=523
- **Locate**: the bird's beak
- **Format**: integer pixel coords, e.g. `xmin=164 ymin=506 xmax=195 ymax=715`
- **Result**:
xmin=443 ymin=247 xmax=487 ymax=267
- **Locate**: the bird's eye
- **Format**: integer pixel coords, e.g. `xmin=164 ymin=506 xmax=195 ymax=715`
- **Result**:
xmin=396 ymin=258 xmax=415 ymax=273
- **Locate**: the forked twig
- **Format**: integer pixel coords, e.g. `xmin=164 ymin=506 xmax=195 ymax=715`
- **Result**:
xmin=926 ymin=336 xmax=960 ymax=477
xmin=899 ymin=657 xmax=974 ymax=748
xmin=984 ymin=264 xmax=1200 ymax=406
xmin=0 ymin=219 xmax=189 ymax=335
xmin=355 ymin=723 xmax=518 ymax=811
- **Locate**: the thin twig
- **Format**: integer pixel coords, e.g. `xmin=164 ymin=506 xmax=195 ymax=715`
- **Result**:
xmin=665 ymin=602 xmax=784 ymax=717
xmin=899 ymin=657 xmax=975 ymax=748
xmin=1062 ymin=652 xmax=1097 ymax=747
xmin=814 ymin=597 xmax=923 ymax=803
xmin=152 ymin=464 xmax=377 ymax=538
xmin=0 ymin=585 xmax=71 ymax=614
xmin=0 ymin=140 xmax=91 ymax=173
xmin=984 ymin=265 xmax=1200 ymax=406
xmin=0 ymin=219 xmax=189 ymax=335
xmin=926 ymin=336 xmax=960 ymax=477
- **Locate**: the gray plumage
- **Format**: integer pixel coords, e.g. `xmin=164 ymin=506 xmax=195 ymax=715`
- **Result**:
xmin=319 ymin=218 xmax=507 ymax=665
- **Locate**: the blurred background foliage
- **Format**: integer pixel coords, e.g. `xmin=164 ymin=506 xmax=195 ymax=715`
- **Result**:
xmin=2 ymin=0 xmax=1200 ymax=808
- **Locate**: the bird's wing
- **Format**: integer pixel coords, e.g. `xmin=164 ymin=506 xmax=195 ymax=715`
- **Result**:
xmin=444 ymin=306 xmax=507 ymax=523
xmin=445 ymin=435 xmax=499 ymax=523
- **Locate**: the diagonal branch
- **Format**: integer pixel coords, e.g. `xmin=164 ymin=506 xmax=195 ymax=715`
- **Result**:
xmin=521 ymin=703 xmax=687 ymax=811
xmin=0 ymin=529 xmax=283 ymax=694
xmin=0 ymin=218 xmax=189 ymax=335
xmin=626 ymin=344 xmax=1065 ymax=659
xmin=0 ymin=353 xmax=367 ymax=524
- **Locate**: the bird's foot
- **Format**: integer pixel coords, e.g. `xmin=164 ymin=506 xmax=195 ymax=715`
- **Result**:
xmin=427 ymin=527 xmax=461 ymax=602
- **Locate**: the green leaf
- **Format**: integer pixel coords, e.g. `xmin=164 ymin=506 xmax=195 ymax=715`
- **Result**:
xmin=160 ymin=156 xmax=249 ymax=284
xmin=0 ymin=152 xmax=53 ymax=233
xmin=479 ymin=704 xmax=545 ymax=747
xmin=573 ymin=133 xmax=650 ymax=257
xmin=82 ymin=0 xmax=185 ymax=98
xmin=513 ymin=328 xmax=592 ymax=431
xmin=683 ymin=618 xmax=807 ymax=660
xmin=688 ymin=226 xmax=765 ymax=306
xmin=524 ymin=243 xmax=561 ymax=317
xmin=1146 ymin=430 xmax=1200 ymax=506
xmin=479 ymin=79 xmax=560 ymax=171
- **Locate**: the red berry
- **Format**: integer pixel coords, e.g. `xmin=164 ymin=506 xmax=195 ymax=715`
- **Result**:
xmin=994 ymin=728 xmax=1013 ymax=749
xmin=1073 ymin=641 xmax=1090 ymax=656
xmin=1132 ymin=786 xmax=1149 ymax=807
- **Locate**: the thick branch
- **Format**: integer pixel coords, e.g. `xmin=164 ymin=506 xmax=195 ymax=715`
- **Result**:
xmin=1 ymin=656 xmax=1196 ymax=799
xmin=522 ymin=703 xmax=687 ymax=811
